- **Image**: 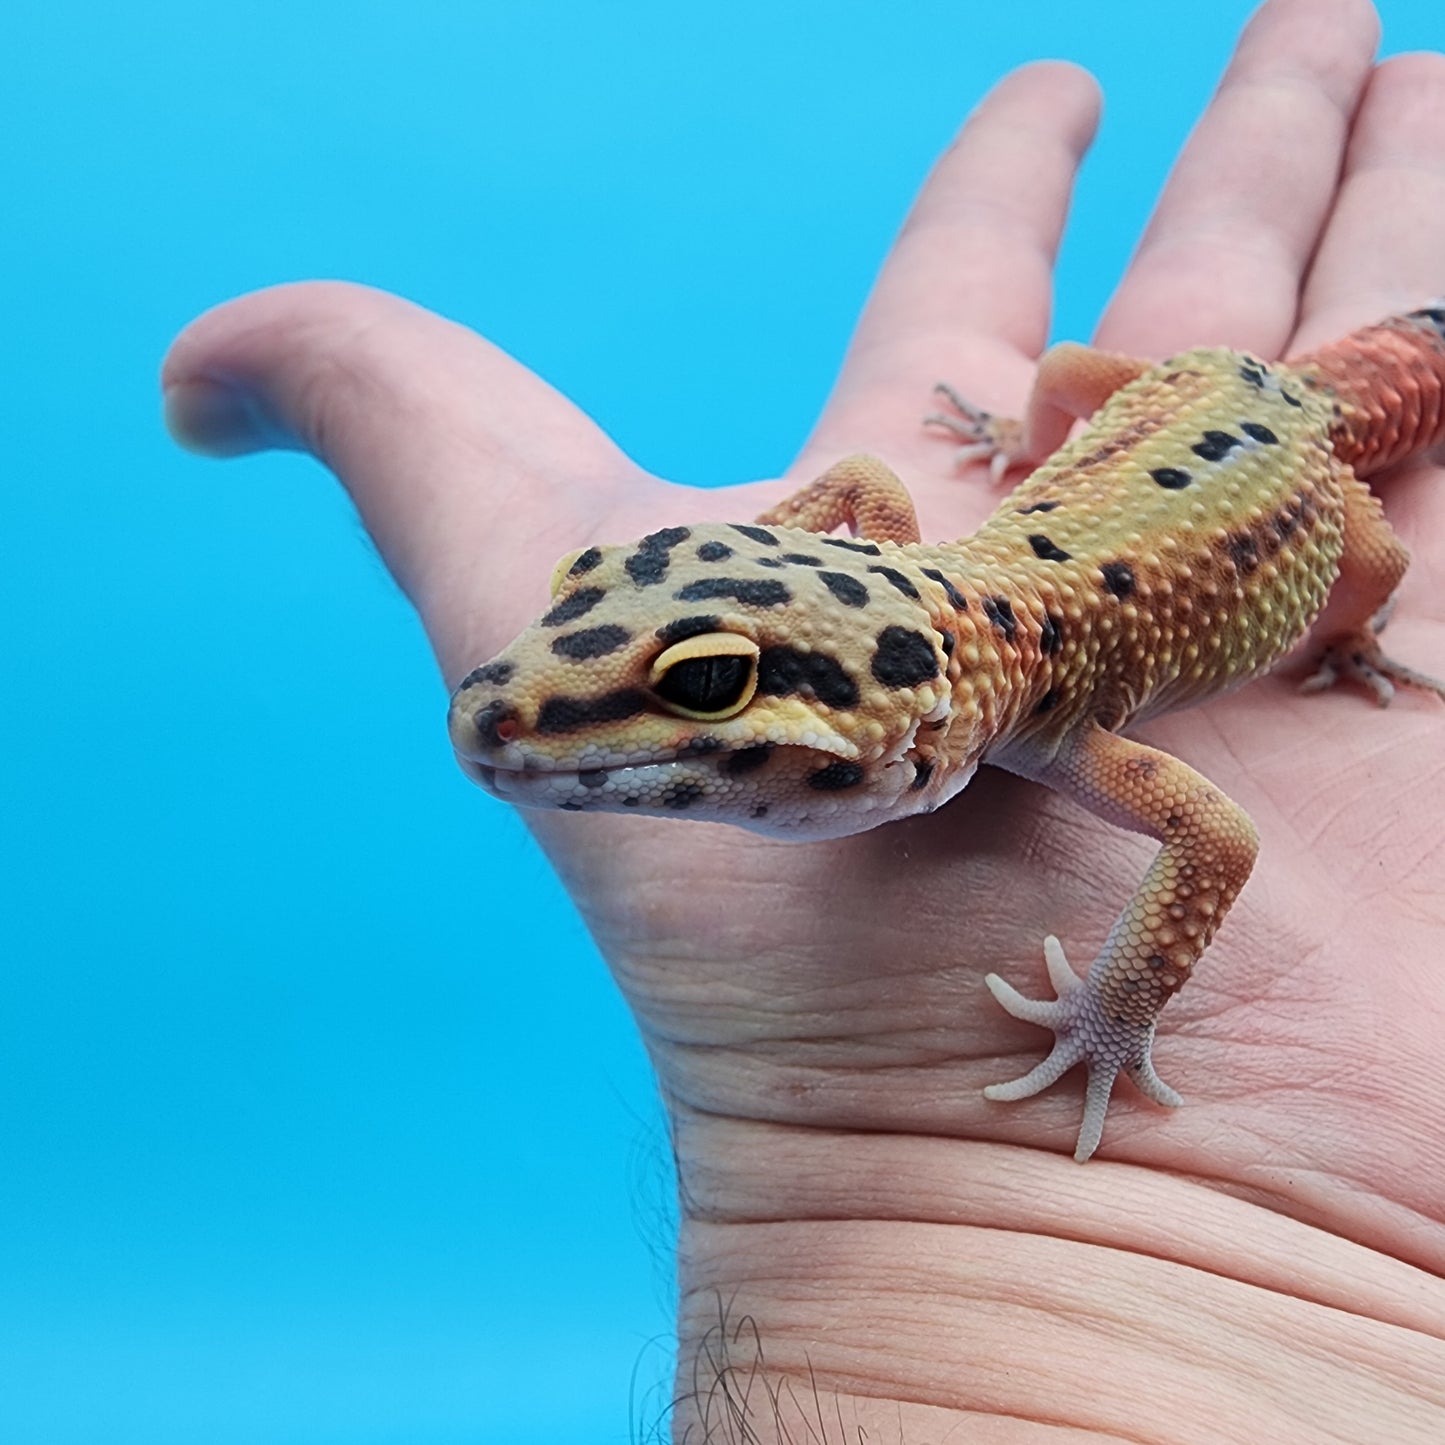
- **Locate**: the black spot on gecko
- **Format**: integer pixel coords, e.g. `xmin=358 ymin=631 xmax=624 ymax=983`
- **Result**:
xmin=1034 ymin=688 xmax=1059 ymax=714
xmin=458 ymin=660 xmax=514 ymax=689
xmin=910 ymin=759 xmax=935 ymax=790
xmin=1101 ymin=562 xmax=1135 ymax=598
xmin=557 ymin=801 xmax=584 ymax=811
xmin=1227 ymin=532 xmax=1261 ymax=574
xmin=655 ymin=614 xmax=723 ymax=645
xmin=724 ymin=742 xmax=774 ymax=775
xmin=625 ymin=526 xmax=692 ymax=586
xmin=755 ymin=557 xmax=784 ymax=568
xmin=1151 ymin=466 xmax=1192 ymax=490
xmin=1281 ymin=388 xmax=1303 ymax=407
xmin=807 ymin=760 xmax=866 ymax=791
xmin=541 ymin=586 xmax=606 ymax=626
xmin=550 ymin=624 xmax=631 ymax=660
xmin=981 ymin=596 xmax=1017 ymax=641
xmin=1238 ymin=362 xmax=1267 ymax=387
xmin=818 ymin=571 xmax=870 ymax=607
xmin=1273 ymin=502 xmax=1305 ymax=543
xmin=696 ymin=541 xmax=734 ymax=562
xmin=868 ymin=564 xmax=920 ymax=598
xmin=578 ymin=769 xmax=610 ymax=788
xmin=1039 ymin=613 xmax=1064 ymax=655
xmin=940 ymin=632 xmax=954 ymax=656
xmin=1240 ymin=421 xmax=1279 ymax=445
xmin=674 ymin=578 xmax=792 ymax=607
xmin=819 ymin=536 xmax=882 ymax=556
xmin=757 ymin=647 xmax=860 ymax=708
xmin=623 ymin=795 xmax=641 ymax=806
xmin=536 ymin=688 xmax=648 ymax=734
xmin=568 ymin=547 xmax=603 ymax=577
xmin=730 ymin=524 xmax=779 ymax=545
xmin=920 ymin=567 xmax=967 ymax=610
xmin=751 ymin=803 xmax=769 ymax=819
xmin=1027 ymin=534 xmax=1071 ymax=563
xmin=663 ymin=780 xmax=705 ymax=810
xmin=1016 ymin=500 xmax=1059 ymax=514
xmin=1192 ymin=430 xmax=1241 ymax=462
xmin=781 ymin=553 xmax=824 ymax=566
xmin=870 ymin=626 xmax=939 ymax=687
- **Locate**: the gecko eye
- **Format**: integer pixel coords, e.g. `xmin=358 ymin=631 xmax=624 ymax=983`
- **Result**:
xmin=649 ymin=633 xmax=760 ymax=719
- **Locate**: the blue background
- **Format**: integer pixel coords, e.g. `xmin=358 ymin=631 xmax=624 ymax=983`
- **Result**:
xmin=3 ymin=2 xmax=1439 ymax=1441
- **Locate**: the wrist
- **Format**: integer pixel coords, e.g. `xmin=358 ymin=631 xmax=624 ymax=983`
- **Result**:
xmin=668 ymin=1108 xmax=1444 ymax=1443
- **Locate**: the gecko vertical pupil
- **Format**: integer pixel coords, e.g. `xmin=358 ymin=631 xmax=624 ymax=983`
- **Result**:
xmin=654 ymin=653 xmax=752 ymax=712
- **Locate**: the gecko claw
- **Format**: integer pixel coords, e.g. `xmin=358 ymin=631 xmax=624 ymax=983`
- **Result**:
xmin=983 ymin=936 xmax=1181 ymax=1162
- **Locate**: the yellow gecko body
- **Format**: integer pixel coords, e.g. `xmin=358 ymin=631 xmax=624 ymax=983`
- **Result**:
xmin=448 ymin=308 xmax=1445 ymax=1158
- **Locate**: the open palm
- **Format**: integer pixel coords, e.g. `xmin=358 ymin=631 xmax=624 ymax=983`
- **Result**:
xmin=165 ymin=0 xmax=1445 ymax=1436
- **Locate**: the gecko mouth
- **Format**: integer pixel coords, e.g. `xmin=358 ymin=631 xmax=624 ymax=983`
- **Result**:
xmin=454 ymin=747 xmax=778 ymax=797
xmin=451 ymin=708 xmax=931 ymax=809
xmin=456 ymin=756 xmax=649 ymax=794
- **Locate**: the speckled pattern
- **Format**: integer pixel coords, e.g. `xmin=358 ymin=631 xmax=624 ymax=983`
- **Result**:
xmin=448 ymin=308 xmax=1445 ymax=1159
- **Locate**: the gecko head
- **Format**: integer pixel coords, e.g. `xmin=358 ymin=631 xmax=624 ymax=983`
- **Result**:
xmin=446 ymin=520 xmax=971 ymax=837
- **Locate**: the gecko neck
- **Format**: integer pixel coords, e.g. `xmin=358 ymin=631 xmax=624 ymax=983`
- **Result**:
xmin=908 ymin=539 xmax=1067 ymax=777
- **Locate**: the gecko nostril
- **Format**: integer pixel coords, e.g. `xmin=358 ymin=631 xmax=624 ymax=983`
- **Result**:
xmin=472 ymin=699 xmax=520 ymax=749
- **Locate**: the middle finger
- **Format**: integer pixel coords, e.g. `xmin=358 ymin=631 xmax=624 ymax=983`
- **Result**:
xmin=1096 ymin=0 xmax=1380 ymax=359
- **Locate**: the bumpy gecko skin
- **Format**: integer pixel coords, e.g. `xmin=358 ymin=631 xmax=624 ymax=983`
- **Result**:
xmin=448 ymin=308 xmax=1445 ymax=1160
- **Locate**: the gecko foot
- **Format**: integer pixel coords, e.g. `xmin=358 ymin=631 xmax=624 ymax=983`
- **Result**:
xmin=983 ymin=936 xmax=1182 ymax=1162
xmin=1299 ymin=631 xmax=1445 ymax=707
xmin=924 ymin=383 xmax=1026 ymax=483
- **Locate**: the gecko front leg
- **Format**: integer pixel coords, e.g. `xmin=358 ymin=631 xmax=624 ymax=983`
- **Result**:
xmin=927 ymin=343 xmax=1154 ymax=479
xmin=987 ymin=724 xmax=1260 ymax=1161
xmin=754 ymin=453 xmax=922 ymax=543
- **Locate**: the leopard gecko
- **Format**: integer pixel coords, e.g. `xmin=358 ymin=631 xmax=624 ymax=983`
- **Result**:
xmin=447 ymin=307 xmax=1445 ymax=1160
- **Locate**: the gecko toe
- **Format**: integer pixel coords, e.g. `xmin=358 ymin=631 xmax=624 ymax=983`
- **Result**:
xmin=1126 ymin=1053 xmax=1184 ymax=1109
xmin=1301 ymin=635 xmax=1445 ymax=706
xmin=925 ymin=382 xmax=1026 ymax=479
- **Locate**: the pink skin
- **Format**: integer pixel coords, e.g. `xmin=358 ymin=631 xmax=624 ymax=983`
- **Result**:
xmin=164 ymin=2 xmax=1445 ymax=1438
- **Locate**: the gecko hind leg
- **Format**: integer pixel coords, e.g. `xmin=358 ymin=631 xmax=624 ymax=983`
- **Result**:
xmin=1299 ymin=594 xmax=1445 ymax=704
xmin=985 ymin=937 xmax=1182 ymax=1164
xmin=1300 ymin=634 xmax=1445 ymax=705
xmin=1300 ymin=474 xmax=1445 ymax=705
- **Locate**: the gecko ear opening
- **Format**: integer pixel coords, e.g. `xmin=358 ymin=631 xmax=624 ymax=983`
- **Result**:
xmin=649 ymin=633 xmax=760 ymax=719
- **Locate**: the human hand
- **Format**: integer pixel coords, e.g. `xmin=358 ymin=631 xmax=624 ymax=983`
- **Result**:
xmin=164 ymin=0 xmax=1445 ymax=1436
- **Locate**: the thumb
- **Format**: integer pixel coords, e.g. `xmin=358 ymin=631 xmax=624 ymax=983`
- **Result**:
xmin=162 ymin=281 xmax=648 ymax=670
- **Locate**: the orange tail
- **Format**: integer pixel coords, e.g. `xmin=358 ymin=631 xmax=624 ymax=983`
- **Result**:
xmin=1289 ymin=307 xmax=1445 ymax=476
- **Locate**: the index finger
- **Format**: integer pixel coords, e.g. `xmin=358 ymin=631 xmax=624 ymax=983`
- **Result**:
xmin=798 ymin=62 xmax=1101 ymax=477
